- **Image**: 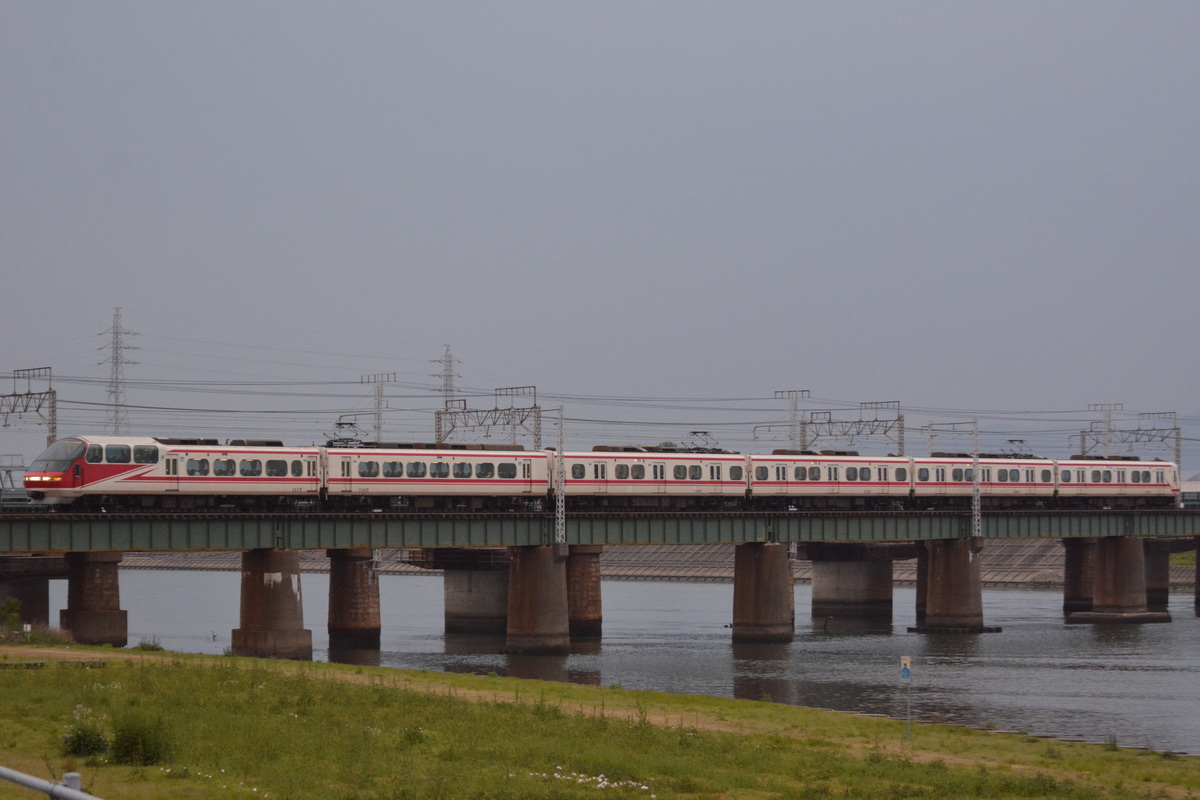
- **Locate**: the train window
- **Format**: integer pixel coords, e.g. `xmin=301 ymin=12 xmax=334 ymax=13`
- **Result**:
xmin=877 ymin=467 xmax=888 ymax=481
xmin=710 ymin=465 xmax=722 ymax=480
xmin=997 ymin=470 xmax=1007 ymax=483
xmin=1155 ymin=470 xmax=1164 ymax=483
xmin=828 ymin=466 xmax=839 ymax=481
xmin=1025 ymin=469 xmax=1034 ymax=483
xmin=674 ymin=465 xmax=688 ymax=480
xmin=1060 ymin=471 xmax=1071 ymax=483
xmin=1102 ymin=470 xmax=1112 ymax=483
xmin=571 ymin=464 xmax=585 ymax=480
xmin=86 ymin=444 xmax=103 ymax=463
xmin=652 ymin=464 xmax=665 ymax=480
xmin=477 ymin=463 xmax=495 ymax=479
xmin=794 ymin=466 xmax=807 ymax=481
xmin=615 ymin=464 xmax=629 ymax=479
xmin=213 ymin=459 xmax=236 ymax=477
xmin=632 ymin=464 xmax=645 ymax=479
xmin=383 ymin=461 xmax=403 ymax=478
xmin=1008 ymin=469 xmax=1019 ymax=482
xmin=980 ymin=468 xmax=990 ymax=482
xmin=594 ymin=464 xmax=607 ymax=480
xmin=690 ymin=465 xmax=702 ymax=480
xmin=105 ymin=444 xmax=131 ymax=464
xmin=264 ymin=460 xmax=286 ymax=477
xmin=133 ymin=445 xmax=158 ymax=464
xmin=862 ymin=469 xmax=872 ymax=481
xmin=952 ymin=469 xmax=964 ymax=482
xmin=809 ymin=466 xmax=821 ymax=481
xmin=240 ymin=459 xmax=262 ymax=477
xmin=728 ymin=465 xmax=741 ymax=481
xmin=755 ymin=466 xmax=768 ymax=481
xmin=895 ymin=467 xmax=906 ymax=482
xmin=407 ymin=462 xmax=427 ymax=478
xmin=1091 ymin=470 xmax=1101 ymax=483
xmin=292 ymin=460 xmax=304 ymax=478
xmin=917 ymin=468 xmax=929 ymax=482
xmin=186 ymin=458 xmax=209 ymax=476
xmin=430 ymin=462 xmax=449 ymax=478
xmin=357 ymin=461 xmax=378 ymax=478
xmin=1075 ymin=470 xmax=1084 ymax=483
xmin=1131 ymin=470 xmax=1141 ymax=483
xmin=846 ymin=467 xmax=858 ymax=481
xmin=453 ymin=462 xmax=472 ymax=479
xmin=935 ymin=468 xmax=946 ymax=482
xmin=964 ymin=468 xmax=974 ymax=482
xmin=1116 ymin=470 xmax=1125 ymax=483
xmin=498 ymin=463 xmax=517 ymax=479
xmin=1041 ymin=470 xmax=1051 ymax=483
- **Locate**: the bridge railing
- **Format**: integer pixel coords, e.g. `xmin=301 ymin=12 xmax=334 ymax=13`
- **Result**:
xmin=0 ymin=766 xmax=100 ymax=800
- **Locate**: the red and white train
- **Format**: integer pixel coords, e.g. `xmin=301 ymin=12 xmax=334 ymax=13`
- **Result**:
xmin=22 ymin=435 xmax=1180 ymax=512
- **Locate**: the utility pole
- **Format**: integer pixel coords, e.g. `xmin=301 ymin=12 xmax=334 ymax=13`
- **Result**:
xmin=361 ymin=373 xmax=396 ymax=443
xmin=98 ymin=307 xmax=138 ymax=435
xmin=774 ymin=390 xmax=810 ymax=451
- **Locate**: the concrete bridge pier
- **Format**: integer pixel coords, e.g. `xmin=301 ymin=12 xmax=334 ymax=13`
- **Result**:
xmin=1143 ymin=541 xmax=1171 ymax=614
xmin=327 ymin=548 xmax=380 ymax=649
xmin=914 ymin=543 xmax=928 ymax=625
xmin=806 ymin=543 xmax=893 ymax=622
xmin=566 ymin=545 xmax=604 ymax=640
xmin=434 ymin=548 xmax=510 ymax=635
xmin=1067 ymin=537 xmax=1169 ymax=624
xmin=732 ymin=542 xmax=794 ymax=643
xmin=910 ymin=539 xmax=999 ymax=633
xmin=60 ymin=551 xmax=127 ymax=647
xmin=505 ymin=545 xmax=570 ymax=654
xmin=232 ymin=549 xmax=312 ymax=659
xmin=1062 ymin=537 xmax=1096 ymax=614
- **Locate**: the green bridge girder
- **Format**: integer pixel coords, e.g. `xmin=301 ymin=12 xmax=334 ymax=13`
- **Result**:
xmin=1 ymin=510 xmax=1198 ymax=553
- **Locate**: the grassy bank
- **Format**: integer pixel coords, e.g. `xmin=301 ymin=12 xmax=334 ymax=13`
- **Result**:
xmin=0 ymin=644 xmax=1196 ymax=800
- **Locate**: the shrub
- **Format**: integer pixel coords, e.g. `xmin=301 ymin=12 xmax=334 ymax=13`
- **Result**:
xmin=109 ymin=714 xmax=173 ymax=765
xmin=61 ymin=721 xmax=109 ymax=758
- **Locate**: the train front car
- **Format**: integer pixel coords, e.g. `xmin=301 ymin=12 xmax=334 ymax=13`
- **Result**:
xmin=23 ymin=437 xmax=90 ymax=505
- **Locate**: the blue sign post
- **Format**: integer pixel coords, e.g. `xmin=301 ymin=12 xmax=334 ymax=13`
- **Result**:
xmin=900 ymin=656 xmax=912 ymax=739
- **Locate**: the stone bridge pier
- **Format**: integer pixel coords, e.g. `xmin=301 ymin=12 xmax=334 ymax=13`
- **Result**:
xmin=732 ymin=542 xmax=794 ymax=643
xmin=1066 ymin=536 xmax=1170 ymax=624
xmin=327 ymin=548 xmax=381 ymax=649
xmin=910 ymin=539 xmax=1000 ymax=633
xmin=60 ymin=551 xmax=128 ymax=647
xmin=232 ymin=548 xmax=312 ymax=659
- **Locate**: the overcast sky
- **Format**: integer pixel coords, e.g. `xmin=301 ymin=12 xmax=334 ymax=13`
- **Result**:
xmin=2 ymin=2 xmax=1198 ymax=467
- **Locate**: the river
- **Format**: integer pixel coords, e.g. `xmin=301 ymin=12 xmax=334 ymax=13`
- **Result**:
xmin=51 ymin=572 xmax=1200 ymax=755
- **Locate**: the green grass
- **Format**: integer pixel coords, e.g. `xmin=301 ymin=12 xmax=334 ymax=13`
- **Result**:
xmin=0 ymin=646 xmax=1196 ymax=800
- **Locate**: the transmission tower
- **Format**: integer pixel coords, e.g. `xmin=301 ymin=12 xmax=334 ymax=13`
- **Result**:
xmin=430 ymin=345 xmax=460 ymax=411
xmin=361 ymin=373 xmax=397 ymax=442
xmin=98 ymin=307 xmax=138 ymax=435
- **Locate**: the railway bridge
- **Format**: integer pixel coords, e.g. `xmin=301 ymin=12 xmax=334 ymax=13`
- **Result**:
xmin=1 ymin=509 xmax=1198 ymax=658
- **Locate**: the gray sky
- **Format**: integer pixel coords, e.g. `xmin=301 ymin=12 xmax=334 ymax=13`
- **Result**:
xmin=2 ymin=2 xmax=1198 ymax=467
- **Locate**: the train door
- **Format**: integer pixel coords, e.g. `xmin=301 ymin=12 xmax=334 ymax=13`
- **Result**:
xmin=164 ymin=456 xmax=180 ymax=493
xmin=651 ymin=462 xmax=667 ymax=494
xmin=519 ymin=459 xmax=534 ymax=493
xmin=336 ymin=454 xmax=353 ymax=494
xmin=593 ymin=460 xmax=608 ymax=494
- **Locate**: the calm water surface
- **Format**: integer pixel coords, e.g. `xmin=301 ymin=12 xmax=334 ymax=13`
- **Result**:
xmin=51 ymin=572 xmax=1200 ymax=754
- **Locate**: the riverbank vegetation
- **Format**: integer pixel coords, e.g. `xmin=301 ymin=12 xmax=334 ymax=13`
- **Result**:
xmin=0 ymin=644 xmax=1196 ymax=800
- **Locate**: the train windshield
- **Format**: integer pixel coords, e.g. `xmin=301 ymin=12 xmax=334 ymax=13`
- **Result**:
xmin=28 ymin=439 xmax=86 ymax=472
